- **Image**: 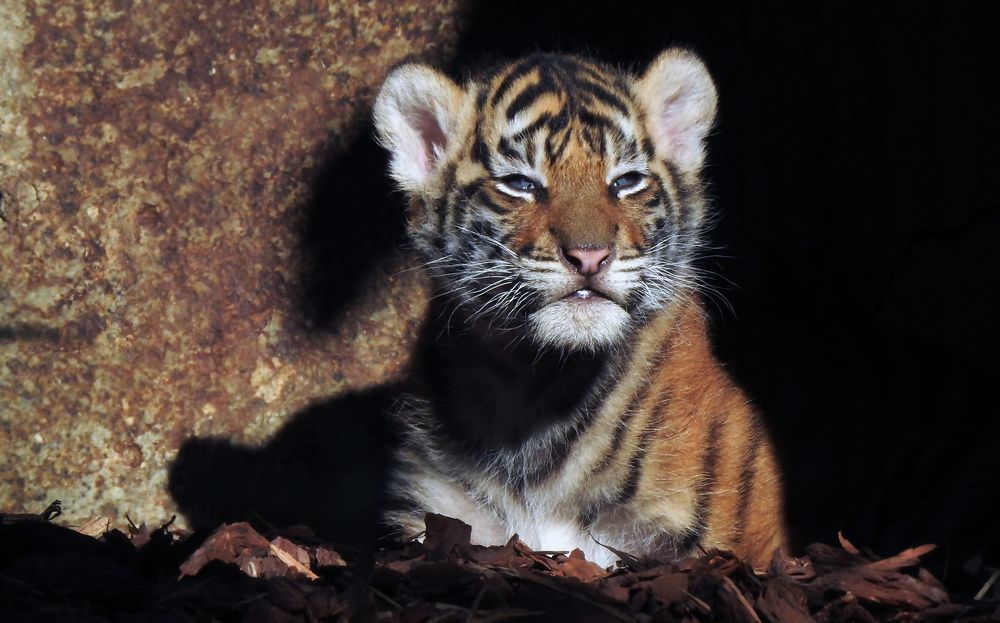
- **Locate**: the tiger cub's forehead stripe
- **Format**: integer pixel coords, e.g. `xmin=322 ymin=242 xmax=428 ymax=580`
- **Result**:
xmin=489 ymin=56 xmax=546 ymax=108
xmin=490 ymin=56 xmax=633 ymax=119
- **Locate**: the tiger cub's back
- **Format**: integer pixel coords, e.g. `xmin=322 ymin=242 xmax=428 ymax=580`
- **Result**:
xmin=373 ymin=49 xmax=786 ymax=568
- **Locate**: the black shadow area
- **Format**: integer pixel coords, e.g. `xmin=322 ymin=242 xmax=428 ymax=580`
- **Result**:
xmin=168 ymin=387 xmax=400 ymax=550
xmin=295 ymin=119 xmax=407 ymax=332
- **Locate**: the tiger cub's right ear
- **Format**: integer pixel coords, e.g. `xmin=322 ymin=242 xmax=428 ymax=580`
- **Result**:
xmin=373 ymin=64 xmax=467 ymax=195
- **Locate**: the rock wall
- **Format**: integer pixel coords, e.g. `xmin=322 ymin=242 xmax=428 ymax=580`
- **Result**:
xmin=0 ymin=0 xmax=462 ymax=529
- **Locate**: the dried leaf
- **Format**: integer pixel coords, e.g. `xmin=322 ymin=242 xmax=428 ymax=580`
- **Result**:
xmin=314 ymin=545 xmax=347 ymax=568
xmin=558 ymin=548 xmax=607 ymax=581
xmin=755 ymin=579 xmax=814 ymax=623
xmin=269 ymin=540 xmax=319 ymax=581
xmin=837 ymin=531 xmax=861 ymax=555
xmin=423 ymin=513 xmax=471 ymax=560
xmin=646 ymin=572 xmax=688 ymax=604
xmin=179 ymin=522 xmax=271 ymax=578
xmin=76 ymin=516 xmax=111 ymax=538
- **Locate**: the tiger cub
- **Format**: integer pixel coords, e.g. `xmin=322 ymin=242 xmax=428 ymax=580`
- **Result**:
xmin=373 ymin=49 xmax=786 ymax=568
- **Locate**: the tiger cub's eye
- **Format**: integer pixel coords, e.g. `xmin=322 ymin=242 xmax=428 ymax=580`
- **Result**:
xmin=496 ymin=174 xmax=541 ymax=198
xmin=611 ymin=171 xmax=644 ymax=193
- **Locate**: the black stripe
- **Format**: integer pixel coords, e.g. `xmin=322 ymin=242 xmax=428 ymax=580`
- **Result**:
xmin=663 ymin=161 xmax=694 ymax=218
xmin=577 ymin=108 xmax=616 ymax=132
xmin=591 ymin=348 xmax=670 ymax=476
xmin=615 ymin=393 xmax=670 ymax=505
xmin=474 ymin=188 xmax=509 ymax=215
xmin=641 ymin=138 xmax=655 ymax=159
xmin=547 ymin=108 xmax=570 ymax=133
xmin=574 ymin=63 xmax=617 ymax=90
xmin=449 ymin=193 xmax=464 ymax=238
xmin=497 ymin=136 xmax=523 ymax=162
xmin=470 ymin=218 xmax=499 ymax=240
xmin=505 ymin=83 xmax=559 ymax=120
xmin=545 ymin=128 xmax=571 ymax=161
xmin=440 ymin=162 xmax=457 ymax=191
xmin=469 ymin=89 xmax=491 ymax=166
xmin=433 ymin=194 xmax=449 ymax=232
xmin=471 ymin=129 xmax=491 ymax=168
xmin=513 ymin=112 xmax=553 ymax=142
xmin=733 ymin=424 xmax=762 ymax=545
xmin=459 ymin=182 xmax=481 ymax=200
xmin=490 ymin=58 xmax=539 ymax=108
xmin=578 ymin=80 xmax=630 ymax=116
xmin=581 ymin=126 xmax=601 ymax=154
xmin=593 ymin=415 xmax=634 ymax=475
xmin=679 ymin=417 xmax=723 ymax=555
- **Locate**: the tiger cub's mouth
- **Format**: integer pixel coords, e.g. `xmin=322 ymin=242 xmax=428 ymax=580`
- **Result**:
xmin=566 ymin=287 xmax=609 ymax=301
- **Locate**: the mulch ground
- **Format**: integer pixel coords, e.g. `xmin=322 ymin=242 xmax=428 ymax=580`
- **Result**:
xmin=1 ymin=502 xmax=998 ymax=622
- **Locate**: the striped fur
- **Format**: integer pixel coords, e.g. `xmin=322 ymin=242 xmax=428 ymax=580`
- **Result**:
xmin=373 ymin=50 xmax=786 ymax=568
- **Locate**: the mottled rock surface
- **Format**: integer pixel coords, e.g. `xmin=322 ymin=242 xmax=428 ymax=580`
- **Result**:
xmin=0 ymin=1 xmax=463 ymax=529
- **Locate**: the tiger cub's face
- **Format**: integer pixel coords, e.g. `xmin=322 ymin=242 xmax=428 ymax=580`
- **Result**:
xmin=374 ymin=50 xmax=717 ymax=351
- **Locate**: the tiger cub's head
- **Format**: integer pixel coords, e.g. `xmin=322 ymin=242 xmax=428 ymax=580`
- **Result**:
xmin=374 ymin=50 xmax=717 ymax=352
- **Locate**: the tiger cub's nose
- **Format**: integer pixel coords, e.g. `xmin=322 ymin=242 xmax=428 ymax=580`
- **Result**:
xmin=564 ymin=246 xmax=611 ymax=277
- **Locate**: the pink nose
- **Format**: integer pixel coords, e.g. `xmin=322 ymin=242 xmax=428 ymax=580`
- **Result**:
xmin=565 ymin=246 xmax=611 ymax=276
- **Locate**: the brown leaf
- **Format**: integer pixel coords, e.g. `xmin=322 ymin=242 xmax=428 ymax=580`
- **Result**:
xmin=467 ymin=536 xmax=519 ymax=566
xmin=269 ymin=540 xmax=319 ymax=581
xmin=386 ymin=555 xmax=426 ymax=574
xmin=645 ymin=572 xmax=688 ymax=604
xmin=558 ymin=548 xmax=607 ymax=581
xmin=806 ymin=542 xmax=867 ymax=574
xmin=512 ymin=538 xmax=562 ymax=574
xmin=423 ymin=513 xmax=471 ymax=560
xmin=314 ymin=545 xmax=347 ymax=568
xmin=599 ymin=581 xmax=631 ymax=604
xmin=814 ymin=592 xmax=877 ymax=623
xmin=838 ymin=531 xmax=861 ymax=555
xmin=270 ymin=537 xmax=312 ymax=567
xmin=809 ymin=566 xmax=949 ymax=611
xmin=76 ymin=516 xmax=112 ymax=538
xmin=865 ymin=544 xmax=937 ymax=571
xmin=755 ymin=579 xmax=814 ymax=623
xmin=179 ymin=522 xmax=271 ymax=578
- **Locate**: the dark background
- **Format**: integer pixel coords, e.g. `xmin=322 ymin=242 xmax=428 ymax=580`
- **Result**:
xmin=453 ymin=0 xmax=1000 ymax=578
xmin=171 ymin=0 xmax=1000 ymax=591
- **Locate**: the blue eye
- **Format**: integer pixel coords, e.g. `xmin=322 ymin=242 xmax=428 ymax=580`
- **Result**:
xmin=497 ymin=174 xmax=540 ymax=195
xmin=611 ymin=172 xmax=644 ymax=192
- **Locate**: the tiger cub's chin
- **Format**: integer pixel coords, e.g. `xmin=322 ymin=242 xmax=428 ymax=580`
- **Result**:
xmin=528 ymin=297 xmax=632 ymax=352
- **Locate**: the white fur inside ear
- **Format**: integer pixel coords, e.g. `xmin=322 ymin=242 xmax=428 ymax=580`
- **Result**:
xmin=373 ymin=64 xmax=465 ymax=193
xmin=635 ymin=49 xmax=718 ymax=172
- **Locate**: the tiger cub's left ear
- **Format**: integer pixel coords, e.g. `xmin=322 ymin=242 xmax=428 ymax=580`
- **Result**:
xmin=635 ymin=49 xmax=718 ymax=173
xmin=373 ymin=64 xmax=468 ymax=195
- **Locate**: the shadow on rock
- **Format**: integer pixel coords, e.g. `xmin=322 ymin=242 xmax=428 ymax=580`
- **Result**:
xmin=295 ymin=120 xmax=408 ymax=333
xmin=168 ymin=386 xmax=400 ymax=550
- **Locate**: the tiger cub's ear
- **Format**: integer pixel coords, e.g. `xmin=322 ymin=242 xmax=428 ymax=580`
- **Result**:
xmin=635 ymin=49 xmax=718 ymax=173
xmin=373 ymin=64 xmax=467 ymax=194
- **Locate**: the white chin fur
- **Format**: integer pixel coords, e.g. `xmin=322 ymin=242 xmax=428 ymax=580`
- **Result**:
xmin=528 ymin=299 xmax=632 ymax=351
